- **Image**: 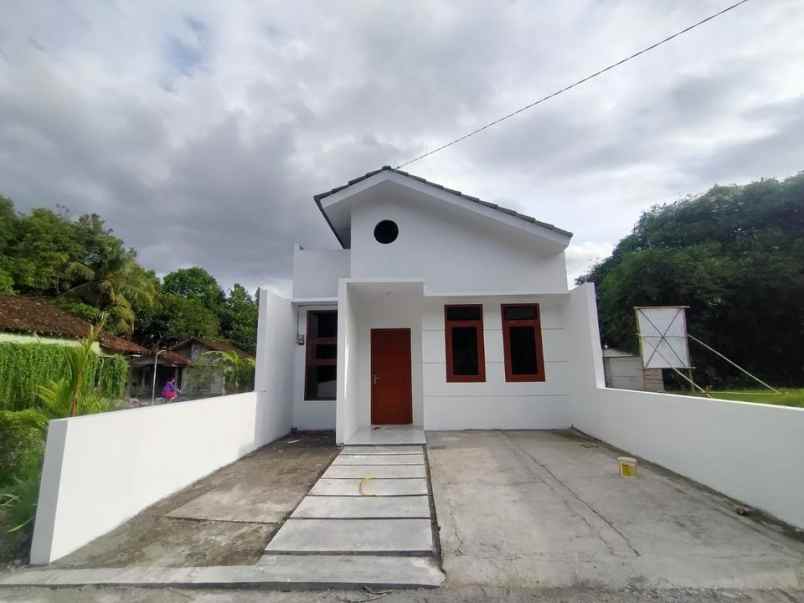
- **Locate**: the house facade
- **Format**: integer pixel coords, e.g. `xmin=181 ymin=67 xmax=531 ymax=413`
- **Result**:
xmin=288 ymin=167 xmax=588 ymax=444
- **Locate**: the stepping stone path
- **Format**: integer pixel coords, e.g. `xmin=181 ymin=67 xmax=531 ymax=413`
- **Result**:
xmin=260 ymin=445 xmax=443 ymax=587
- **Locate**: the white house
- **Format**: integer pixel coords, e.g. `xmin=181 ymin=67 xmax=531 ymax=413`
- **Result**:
xmin=284 ymin=166 xmax=588 ymax=444
xmin=28 ymin=166 xmax=804 ymax=565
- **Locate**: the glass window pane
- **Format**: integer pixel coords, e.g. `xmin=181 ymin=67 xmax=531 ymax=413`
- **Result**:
xmin=451 ymin=326 xmax=479 ymax=375
xmin=446 ymin=306 xmax=482 ymax=321
xmin=503 ymin=306 xmax=536 ymax=321
xmin=315 ymin=344 xmax=337 ymax=360
xmin=315 ymin=312 xmax=338 ymax=338
xmin=509 ymin=326 xmax=538 ymax=375
xmin=311 ymin=365 xmax=337 ymax=399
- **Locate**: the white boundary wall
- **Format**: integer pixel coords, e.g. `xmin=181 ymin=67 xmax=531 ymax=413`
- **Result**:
xmin=568 ymin=283 xmax=804 ymax=529
xmin=31 ymin=288 xmax=295 ymax=564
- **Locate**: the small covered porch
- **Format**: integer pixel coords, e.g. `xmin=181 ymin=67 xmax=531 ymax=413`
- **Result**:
xmin=335 ymin=279 xmax=426 ymax=445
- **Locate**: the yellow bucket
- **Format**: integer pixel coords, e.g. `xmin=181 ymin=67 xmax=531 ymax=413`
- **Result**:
xmin=618 ymin=456 xmax=637 ymax=477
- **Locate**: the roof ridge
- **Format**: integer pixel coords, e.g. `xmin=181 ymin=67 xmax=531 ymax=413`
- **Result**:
xmin=313 ymin=166 xmax=572 ymax=240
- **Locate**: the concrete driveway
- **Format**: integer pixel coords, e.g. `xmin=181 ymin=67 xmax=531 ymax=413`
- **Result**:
xmin=427 ymin=430 xmax=804 ymax=592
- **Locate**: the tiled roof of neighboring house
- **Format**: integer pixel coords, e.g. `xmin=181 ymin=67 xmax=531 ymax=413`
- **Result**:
xmin=158 ymin=350 xmax=192 ymax=367
xmin=313 ymin=165 xmax=573 ymax=238
xmin=171 ymin=337 xmax=255 ymax=358
xmin=0 ymin=295 xmax=148 ymax=356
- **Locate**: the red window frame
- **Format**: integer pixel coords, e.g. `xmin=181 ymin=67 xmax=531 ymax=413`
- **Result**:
xmin=444 ymin=304 xmax=486 ymax=383
xmin=305 ymin=310 xmax=337 ymax=400
xmin=501 ymin=304 xmax=546 ymax=382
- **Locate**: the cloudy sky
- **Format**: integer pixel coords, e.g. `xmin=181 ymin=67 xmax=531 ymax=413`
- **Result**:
xmin=2 ymin=1 xmax=803 ymax=293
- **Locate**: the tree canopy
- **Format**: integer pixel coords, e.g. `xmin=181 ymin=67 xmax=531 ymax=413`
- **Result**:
xmin=0 ymin=197 xmax=259 ymax=352
xmin=580 ymin=172 xmax=804 ymax=387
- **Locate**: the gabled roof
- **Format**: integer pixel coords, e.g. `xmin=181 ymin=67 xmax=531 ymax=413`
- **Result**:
xmin=314 ymin=166 xmax=572 ymax=248
xmin=0 ymin=295 xmax=148 ymax=356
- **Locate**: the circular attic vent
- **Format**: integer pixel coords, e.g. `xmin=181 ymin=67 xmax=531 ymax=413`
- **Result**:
xmin=373 ymin=220 xmax=399 ymax=244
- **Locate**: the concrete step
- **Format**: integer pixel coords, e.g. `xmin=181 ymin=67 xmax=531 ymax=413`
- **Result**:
xmin=333 ymin=454 xmax=424 ymax=466
xmin=310 ymin=478 xmax=428 ymax=496
xmin=341 ymin=446 xmax=423 ymax=455
xmin=265 ymin=518 xmax=434 ymax=554
xmin=292 ymin=495 xmax=431 ymax=519
xmin=323 ymin=464 xmax=427 ymax=479
xmin=0 ymin=556 xmax=445 ymax=588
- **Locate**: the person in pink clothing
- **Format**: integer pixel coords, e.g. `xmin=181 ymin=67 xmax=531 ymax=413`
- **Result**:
xmin=161 ymin=377 xmax=179 ymax=401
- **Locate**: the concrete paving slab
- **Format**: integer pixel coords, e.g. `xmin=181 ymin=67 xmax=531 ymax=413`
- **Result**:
xmin=310 ymin=478 xmax=428 ymax=496
xmin=0 ymin=556 xmax=445 ymax=588
xmin=323 ymin=464 xmax=427 ymax=479
xmin=341 ymin=446 xmax=423 ymax=455
xmin=292 ymin=495 xmax=431 ymax=519
xmin=166 ymin=484 xmax=297 ymax=523
xmin=265 ymin=519 xmax=434 ymax=553
xmin=345 ymin=426 xmax=426 ymax=445
xmin=333 ymin=453 xmax=424 ymax=466
xmin=427 ymin=429 xmax=804 ymax=591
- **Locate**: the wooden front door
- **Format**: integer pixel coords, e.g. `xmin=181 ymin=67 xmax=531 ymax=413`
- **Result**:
xmin=371 ymin=329 xmax=413 ymax=425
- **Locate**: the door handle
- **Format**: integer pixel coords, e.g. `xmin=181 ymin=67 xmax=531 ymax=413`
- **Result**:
xmin=372 ymin=374 xmax=379 ymax=385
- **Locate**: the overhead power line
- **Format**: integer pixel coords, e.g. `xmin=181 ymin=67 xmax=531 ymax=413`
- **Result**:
xmin=396 ymin=0 xmax=751 ymax=169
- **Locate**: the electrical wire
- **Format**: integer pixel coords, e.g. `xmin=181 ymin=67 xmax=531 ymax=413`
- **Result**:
xmin=396 ymin=0 xmax=751 ymax=169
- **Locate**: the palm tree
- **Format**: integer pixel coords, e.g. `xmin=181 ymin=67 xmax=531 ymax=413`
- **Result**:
xmin=37 ymin=320 xmax=114 ymax=417
xmin=62 ymin=242 xmax=157 ymax=335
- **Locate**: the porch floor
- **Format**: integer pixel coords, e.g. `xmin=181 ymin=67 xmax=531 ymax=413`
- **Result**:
xmin=345 ymin=425 xmax=426 ymax=445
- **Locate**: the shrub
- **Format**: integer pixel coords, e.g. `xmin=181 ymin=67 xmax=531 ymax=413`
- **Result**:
xmin=0 ymin=342 xmax=128 ymax=411
xmin=0 ymin=409 xmax=46 ymax=488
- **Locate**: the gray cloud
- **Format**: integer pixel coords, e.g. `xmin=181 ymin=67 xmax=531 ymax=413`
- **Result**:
xmin=1 ymin=0 xmax=803 ymax=293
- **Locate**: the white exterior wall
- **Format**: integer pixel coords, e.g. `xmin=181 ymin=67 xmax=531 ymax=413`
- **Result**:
xmin=291 ymin=305 xmax=337 ymax=430
xmin=31 ymin=288 xmax=294 ymax=565
xmin=335 ymin=280 xmax=359 ymax=444
xmin=567 ymin=283 xmax=804 ymax=530
xmin=349 ymin=193 xmax=568 ymax=294
xmin=292 ymin=245 xmax=350 ymax=299
xmin=422 ymin=295 xmax=571 ymax=430
xmin=30 ymin=393 xmax=289 ymax=565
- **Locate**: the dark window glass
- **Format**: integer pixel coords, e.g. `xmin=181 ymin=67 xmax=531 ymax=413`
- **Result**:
xmin=316 ymin=312 xmax=338 ymax=338
xmin=501 ymin=304 xmax=545 ymax=382
xmin=446 ymin=306 xmax=482 ymax=321
xmin=444 ymin=305 xmax=485 ymax=382
xmin=509 ymin=326 xmax=538 ymax=374
xmin=503 ymin=306 xmax=536 ymax=320
xmin=373 ymin=220 xmax=399 ymax=244
xmin=305 ymin=310 xmax=337 ymax=399
xmin=315 ymin=344 xmax=337 ymax=360
xmin=310 ymin=365 xmax=337 ymax=399
xmin=451 ymin=327 xmax=479 ymax=375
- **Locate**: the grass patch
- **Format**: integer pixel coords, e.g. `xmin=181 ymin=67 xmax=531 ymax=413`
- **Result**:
xmin=682 ymin=387 xmax=804 ymax=408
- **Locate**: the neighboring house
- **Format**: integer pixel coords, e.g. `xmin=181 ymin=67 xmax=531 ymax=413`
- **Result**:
xmin=283 ymin=166 xmax=586 ymax=443
xmin=0 ymin=295 xmax=191 ymax=400
xmin=170 ymin=337 xmax=255 ymax=398
xmin=128 ymin=350 xmax=191 ymax=400
xmin=0 ymin=295 xmax=147 ymax=357
xmin=602 ymin=347 xmax=664 ymax=392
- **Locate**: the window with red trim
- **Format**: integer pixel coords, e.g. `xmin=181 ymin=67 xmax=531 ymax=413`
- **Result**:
xmin=502 ymin=304 xmax=545 ymax=382
xmin=444 ymin=305 xmax=485 ymax=382
xmin=305 ymin=310 xmax=337 ymax=400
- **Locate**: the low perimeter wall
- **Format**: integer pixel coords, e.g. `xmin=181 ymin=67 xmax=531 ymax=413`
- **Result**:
xmin=30 ymin=392 xmax=288 ymax=564
xmin=567 ymin=283 xmax=804 ymax=530
xmin=574 ymin=389 xmax=804 ymax=530
xmin=31 ymin=288 xmax=296 ymax=564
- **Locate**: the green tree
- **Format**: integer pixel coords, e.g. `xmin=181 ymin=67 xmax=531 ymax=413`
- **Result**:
xmin=135 ymin=293 xmax=220 ymax=345
xmin=220 ymin=284 xmax=258 ymax=353
xmin=162 ymin=267 xmax=225 ymax=314
xmin=580 ymin=172 xmax=804 ymax=387
xmin=6 ymin=208 xmax=82 ymax=293
xmin=60 ymin=214 xmax=158 ymax=334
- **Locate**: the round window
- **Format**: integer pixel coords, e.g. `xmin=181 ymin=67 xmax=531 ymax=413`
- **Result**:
xmin=373 ymin=220 xmax=399 ymax=244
